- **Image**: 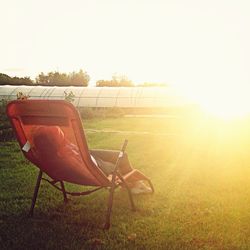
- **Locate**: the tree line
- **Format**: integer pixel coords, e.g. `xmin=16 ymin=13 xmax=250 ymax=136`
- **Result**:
xmin=0 ymin=71 xmax=167 ymax=87
xmin=0 ymin=70 xmax=89 ymax=87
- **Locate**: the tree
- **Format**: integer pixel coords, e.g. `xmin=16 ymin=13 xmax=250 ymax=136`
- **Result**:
xmin=35 ymin=72 xmax=49 ymax=85
xmin=36 ymin=70 xmax=90 ymax=86
xmin=69 ymin=69 xmax=90 ymax=86
xmin=96 ymin=74 xmax=134 ymax=87
xmin=48 ymin=71 xmax=69 ymax=86
xmin=0 ymin=73 xmax=34 ymax=85
xmin=0 ymin=73 xmax=12 ymax=85
xmin=12 ymin=76 xmax=34 ymax=85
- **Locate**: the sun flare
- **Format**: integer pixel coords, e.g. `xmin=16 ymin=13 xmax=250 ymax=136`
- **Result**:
xmin=201 ymin=100 xmax=250 ymax=120
xmin=180 ymin=84 xmax=250 ymax=120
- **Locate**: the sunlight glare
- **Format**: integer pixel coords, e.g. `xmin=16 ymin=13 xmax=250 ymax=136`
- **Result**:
xmin=180 ymin=84 xmax=250 ymax=120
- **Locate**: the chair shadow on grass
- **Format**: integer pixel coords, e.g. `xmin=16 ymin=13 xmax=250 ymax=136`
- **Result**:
xmin=38 ymin=189 xmax=154 ymax=225
xmin=0 ymin=188 xmax=154 ymax=249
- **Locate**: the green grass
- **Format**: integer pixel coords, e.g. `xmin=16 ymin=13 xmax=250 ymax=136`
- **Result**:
xmin=1 ymin=116 xmax=250 ymax=249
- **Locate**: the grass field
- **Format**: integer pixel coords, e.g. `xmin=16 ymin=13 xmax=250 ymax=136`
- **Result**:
xmin=1 ymin=116 xmax=250 ymax=249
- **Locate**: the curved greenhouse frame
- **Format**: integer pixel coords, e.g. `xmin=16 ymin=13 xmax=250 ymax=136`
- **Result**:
xmin=0 ymin=85 xmax=191 ymax=108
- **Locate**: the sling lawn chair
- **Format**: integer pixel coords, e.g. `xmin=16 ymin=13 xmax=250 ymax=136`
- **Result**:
xmin=6 ymin=99 xmax=154 ymax=229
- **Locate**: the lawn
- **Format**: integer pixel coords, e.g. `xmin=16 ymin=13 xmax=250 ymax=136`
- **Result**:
xmin=1 ymin=116 xmax=250 ymax=249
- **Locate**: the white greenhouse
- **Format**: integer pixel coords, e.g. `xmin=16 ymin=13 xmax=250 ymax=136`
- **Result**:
xmin=0 ymin=85 xmax=192 ymax=108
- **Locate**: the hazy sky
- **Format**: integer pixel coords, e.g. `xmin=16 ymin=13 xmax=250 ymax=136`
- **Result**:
xmin=1 ymin=0 xmax=249 ymax=92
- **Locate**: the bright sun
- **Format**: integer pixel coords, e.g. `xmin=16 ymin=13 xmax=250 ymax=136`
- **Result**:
xmin=201 ymin=99 xmax=250 ymax=120
xmin=181 ymin=84 xmax=250 ymax=120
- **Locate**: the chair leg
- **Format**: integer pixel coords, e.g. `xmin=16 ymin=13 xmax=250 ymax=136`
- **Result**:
xmin=60 ymin=181 xmax=68 ymax=203
xmin=117 ymin=173 xmax=136 ymax=211
xmin=28 ymin=170 xmax=43 ymax=217
xmin=124 ymin=184 xmax=136 ymax=211
xmin=103 ymin=185 xmax=116 ymax=230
